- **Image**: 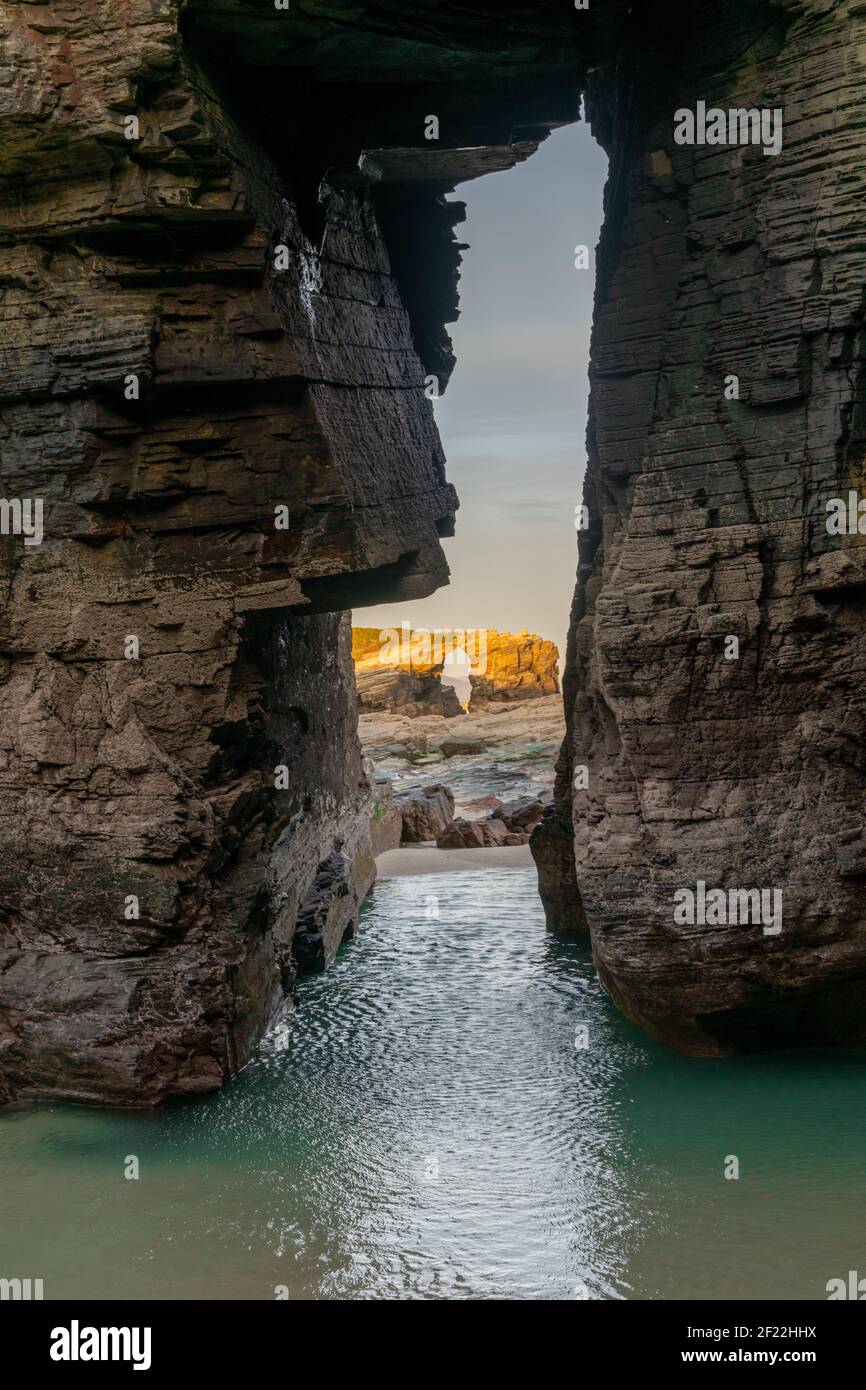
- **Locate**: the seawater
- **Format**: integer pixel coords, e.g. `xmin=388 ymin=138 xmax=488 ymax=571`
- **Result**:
xmin=0 ymin=868 xmax=863 ymax=1300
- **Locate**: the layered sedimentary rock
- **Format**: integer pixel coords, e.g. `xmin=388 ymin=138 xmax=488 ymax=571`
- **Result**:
xmin=353 ymin=624 xmax=559 ymax=716
xmin=0 ymin=0 xmax=597 ymax=1104
xmin=467 ymin=630 xmax=559 ymax=708
xmin=535 ymin=0 xmax=866 ymax=1054
xmin=355 ymin=667 xmax=464 ymax=719
xmin=5 ymin=0 xmax=862 ymax=1105
xmin=0 ymin=2 xmax=464 ymax=1106
xmin=352 ymin=627 xmax=462 ymax=719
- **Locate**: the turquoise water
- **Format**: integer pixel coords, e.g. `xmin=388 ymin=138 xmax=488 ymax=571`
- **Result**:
xmin=1 ymin=868 xmax=863 ymax=1300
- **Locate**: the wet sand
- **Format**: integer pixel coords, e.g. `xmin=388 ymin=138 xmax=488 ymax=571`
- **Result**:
xmin=375 ymin=844 xmax=534 ymax=876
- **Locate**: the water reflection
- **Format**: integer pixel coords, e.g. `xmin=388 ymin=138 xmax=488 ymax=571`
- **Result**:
xmin=0 ymin=869 xmax=863 ymax=1300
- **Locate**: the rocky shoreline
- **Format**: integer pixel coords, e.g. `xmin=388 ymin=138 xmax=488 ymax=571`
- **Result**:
xmin=353 ymin=625 xmax=560 ymax=718
xmin=361 ymin=694 xmax=565 ymax=864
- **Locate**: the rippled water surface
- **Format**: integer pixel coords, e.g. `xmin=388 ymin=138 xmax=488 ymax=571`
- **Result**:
xmin=1 ymin=868 xmax=864 ymax=1300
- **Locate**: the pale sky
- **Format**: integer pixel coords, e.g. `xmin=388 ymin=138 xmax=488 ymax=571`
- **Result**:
xmin=359 ymin=121 xmax=608 ymax=662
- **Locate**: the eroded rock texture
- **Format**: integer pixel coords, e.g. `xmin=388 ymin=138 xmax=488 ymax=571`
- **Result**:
xmin=536 ymin=0 xmax=866 ymax=1054
xmin=5 ymin=0 xmax=860 ymax=1104
xmin=467 ymin=630 xmax=560 ymax=708
xmin=353 ymin=624 xmax=559 ymax=715
xmin=0 ymin=0 xmax=595 ymax=1103
xmin=352 ymin=626 xmax=463 ymax=718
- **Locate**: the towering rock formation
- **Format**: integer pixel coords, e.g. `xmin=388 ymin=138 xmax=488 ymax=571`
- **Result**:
xmin=0 ymin=0 xmax=595 ymax=1105
xmin=535 ymin=0 xmax=866 ymax=1055
xmin=2 ymin=0 xmax=863 ymax=1105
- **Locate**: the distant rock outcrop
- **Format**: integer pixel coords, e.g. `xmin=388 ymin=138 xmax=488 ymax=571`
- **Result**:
xmin=352 ymin=627 xmax=463 ymax=718
xmin=352 ymin=626 xmax=559 ymax=718
xmin=467 ymin=631 xmax=560 ymax=709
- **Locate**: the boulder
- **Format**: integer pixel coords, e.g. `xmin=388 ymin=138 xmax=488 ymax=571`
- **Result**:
xmin=439 ymin=737 xmax=486 ymax=757
xmin=395 ymin=784 xmax=456 ymax=843
xmin=436 ymin=816 xmax=514 ymax=849
xmin=436 ymin=818 xmax=487 ymax=850
xmin=493 ymin=796 xmax=547 ymax=833
xmin=482 ymin=819 xmax=509 ymax=847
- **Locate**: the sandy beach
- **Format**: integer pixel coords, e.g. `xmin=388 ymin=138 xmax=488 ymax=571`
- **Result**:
xmin=375 ymin=844 xmax=535 ymax=877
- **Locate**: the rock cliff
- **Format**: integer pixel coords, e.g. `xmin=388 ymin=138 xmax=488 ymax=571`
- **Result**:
xmin=534 ymin=0 xmax=866 ymax=1055
xmin=467 ymin=630 xmax=560 ymax=708
xmin=352 ymin=624 xmax=559 ymax=716
xmin=352 ymin=626 xmax=463 ymax=718
xmin=0 ymin=0 xmax=595 ymax=1104
xmin=3 ymin=0 xmax=864 ymax=1104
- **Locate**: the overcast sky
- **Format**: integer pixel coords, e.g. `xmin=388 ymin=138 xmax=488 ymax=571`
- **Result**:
xmin=359 ymin=120 xmax=608 ymax=662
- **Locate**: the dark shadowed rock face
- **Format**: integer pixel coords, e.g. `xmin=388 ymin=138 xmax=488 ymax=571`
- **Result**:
xmin=0 ymin=0 xmax=600 ymax=1104
xmin=534 ymin=0 xmax=866 ymax=1055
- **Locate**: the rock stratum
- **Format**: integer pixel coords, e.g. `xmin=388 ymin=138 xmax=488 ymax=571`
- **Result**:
xmin=0 ymin=0 xmax=595 ymax=1105
xmin=352 ymin=626 xmax=463 ymax=718
xmin=353 ymin=624 xmax=559 ymax=715
xmin=534 ymin=0 xmax=866 ymax=1055
xmin=468 ymin=630 xmax=560 ymax=708
xmin=1 ymin=0 xmax=863 ymax=1104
